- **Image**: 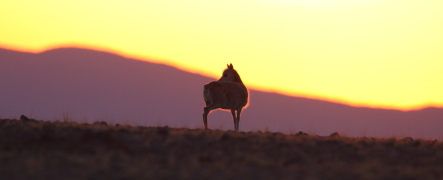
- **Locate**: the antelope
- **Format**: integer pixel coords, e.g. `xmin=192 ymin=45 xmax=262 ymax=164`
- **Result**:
xmin=203 ymin=63 xmax=248 ymax=132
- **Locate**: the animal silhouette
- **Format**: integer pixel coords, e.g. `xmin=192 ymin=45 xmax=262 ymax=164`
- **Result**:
xmin=203 ymin=64 xmax=248 ymax=131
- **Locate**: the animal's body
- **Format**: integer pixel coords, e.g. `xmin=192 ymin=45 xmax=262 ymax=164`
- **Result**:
xmin=203 ymin=64 xmax=248 ymax=131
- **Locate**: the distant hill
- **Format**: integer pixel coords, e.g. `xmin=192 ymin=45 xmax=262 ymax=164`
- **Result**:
xmin=1 ymin=47 xmax=442 ymax=139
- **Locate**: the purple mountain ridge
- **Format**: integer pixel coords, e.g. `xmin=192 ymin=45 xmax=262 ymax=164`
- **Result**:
xmin=1 ymin=47 xmax=443 ymax=139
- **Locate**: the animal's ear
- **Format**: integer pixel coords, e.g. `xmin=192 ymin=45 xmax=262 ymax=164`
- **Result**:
xmin=228 ymin=63 xmax=233 ymax=69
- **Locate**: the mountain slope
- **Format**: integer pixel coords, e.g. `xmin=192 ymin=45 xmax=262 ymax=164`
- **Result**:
xmin=1 ymin=47 xmax=442 ymax=139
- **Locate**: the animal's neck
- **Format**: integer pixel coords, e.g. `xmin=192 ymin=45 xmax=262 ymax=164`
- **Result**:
xmin=232 ymin=72 xmax=243 ymax=83
xmin=220 ymin=75 xmax=243 ymax=83
xmin=233 ymin=76 xmax=243 ymax=83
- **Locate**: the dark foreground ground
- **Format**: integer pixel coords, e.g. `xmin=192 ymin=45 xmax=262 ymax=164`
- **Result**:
xmin=1 ymin=118 xmax=443 ymax=180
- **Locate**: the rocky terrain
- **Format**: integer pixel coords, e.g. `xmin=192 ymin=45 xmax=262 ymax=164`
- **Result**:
xmin=1 ymin=117 xmax=442 ymax=179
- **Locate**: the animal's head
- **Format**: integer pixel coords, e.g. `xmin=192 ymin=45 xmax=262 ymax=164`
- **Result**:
xmin=218 ymin=63 xmax=243 ymax=83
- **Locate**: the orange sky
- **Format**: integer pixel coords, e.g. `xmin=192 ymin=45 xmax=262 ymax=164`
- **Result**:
xmin=1 ymin=0 xmax=442 ymax=110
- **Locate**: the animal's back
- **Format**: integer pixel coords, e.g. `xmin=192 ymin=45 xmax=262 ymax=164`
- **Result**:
xmin=204 ymin=81 xmax=248 ymax=110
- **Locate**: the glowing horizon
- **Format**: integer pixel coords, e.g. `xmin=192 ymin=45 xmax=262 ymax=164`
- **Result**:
xmin=1 ymin=0 xmax=443 ymax=111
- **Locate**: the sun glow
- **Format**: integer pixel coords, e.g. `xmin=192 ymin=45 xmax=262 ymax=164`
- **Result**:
xmin=1 ymin=0 xmax=443 ymax=110
xmin=258 ymin=0 xmax=370 ymax=7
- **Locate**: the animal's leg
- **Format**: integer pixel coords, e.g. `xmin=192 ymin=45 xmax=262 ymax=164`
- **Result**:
xmin=203 ymin=107 xmax=211 ymax=129
xmin=236 ymin=108 xmax=242 ymax=132
xmin=231 ymin=109 xmax=238 ymax=132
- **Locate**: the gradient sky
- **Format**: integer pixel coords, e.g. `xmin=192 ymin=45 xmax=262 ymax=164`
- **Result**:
xmin=1 ymin=0 xmax=442 ymax=110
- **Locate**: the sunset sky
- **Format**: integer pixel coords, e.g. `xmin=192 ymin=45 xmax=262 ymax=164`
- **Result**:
xmin=1 ymin=0 xmax=442 ymax=110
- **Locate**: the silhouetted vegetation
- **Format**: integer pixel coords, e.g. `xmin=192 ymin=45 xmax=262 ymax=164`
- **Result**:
xmin=1 ymin=118 xmax=442 ymax=179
